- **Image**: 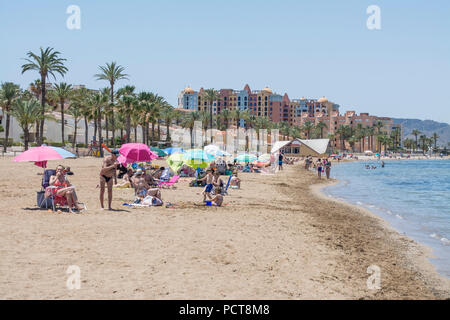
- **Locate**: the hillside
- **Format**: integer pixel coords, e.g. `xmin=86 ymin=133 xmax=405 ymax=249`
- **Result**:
xmin=393 ymin=118 xmax=450 ymax=146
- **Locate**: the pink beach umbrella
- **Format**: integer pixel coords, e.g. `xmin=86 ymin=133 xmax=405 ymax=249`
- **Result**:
xmin=13 ymin=146 xmax=76 ymax=163
xmin=118 ymin=143 xmax=158 ymax=163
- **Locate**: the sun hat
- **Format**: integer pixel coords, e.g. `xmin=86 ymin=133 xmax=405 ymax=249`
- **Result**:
xmin=135 ymin=168 xmax=143 ymax=176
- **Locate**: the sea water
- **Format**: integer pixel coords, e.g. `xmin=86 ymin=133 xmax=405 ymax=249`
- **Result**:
xmin=322 ymin=160 xmax=450 ymax=277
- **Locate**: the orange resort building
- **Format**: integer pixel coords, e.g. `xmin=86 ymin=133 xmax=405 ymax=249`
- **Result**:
xmin=177 ymin=84 xmax=401 ymax=152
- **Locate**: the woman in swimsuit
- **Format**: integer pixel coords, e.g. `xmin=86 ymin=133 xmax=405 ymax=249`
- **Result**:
xmin=49 ymin=165 xmax=83 ymax=213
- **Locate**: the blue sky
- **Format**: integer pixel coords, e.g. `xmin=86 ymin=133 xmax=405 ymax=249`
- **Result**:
xmin=1 ymin=0 xmax=449 ymax=123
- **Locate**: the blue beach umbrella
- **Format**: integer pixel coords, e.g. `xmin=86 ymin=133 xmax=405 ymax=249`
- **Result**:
xmin=164 ymin=147 xmax=185 ymax=155
xmin=234 ymin=153 xmax=257 ymax=163
xmin=183 ymin=149 xmax=216 ymax=162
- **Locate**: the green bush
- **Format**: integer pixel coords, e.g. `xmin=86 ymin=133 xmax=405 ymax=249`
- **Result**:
xmin=0 ymin=138 xmax=13 ymax=146
xmin=12 ymin=142 xmax=23 ymax=146
xmin=0 ymin=125 xmax=4 ymax=133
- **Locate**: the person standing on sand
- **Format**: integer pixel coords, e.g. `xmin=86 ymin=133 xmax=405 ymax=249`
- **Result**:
xmin=325 ymin=158 xmax=331 ymax=179
xmin=317 ymin=158 xmax=323 ymax=179
xmin=99 ymin=149 xmax=120 ymax=210
xmin=278 ymin=152 xmax=284 ymax=171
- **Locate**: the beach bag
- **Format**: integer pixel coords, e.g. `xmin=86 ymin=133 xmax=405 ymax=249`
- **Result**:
xmin=37 ymin=191 xmax=53 ymax=209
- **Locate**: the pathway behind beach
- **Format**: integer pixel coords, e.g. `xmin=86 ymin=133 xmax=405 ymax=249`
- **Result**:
xmin=0 ymin=157 xmax=448 ymax=299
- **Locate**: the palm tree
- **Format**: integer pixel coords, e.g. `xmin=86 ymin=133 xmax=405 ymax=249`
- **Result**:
xmin=199 ymin=110 xmax=210 ymax=146
xmin=21 ymin=47 xmax=68 ymax=145
xmin=88 ymin=92 xmax=108 ymax=157
xmin=11 ymin=98 xmax=41 ymax=150
xmin=95 ymin=62 xmax=128 ymax=145
xmin=411 ymin=129 xmax=421 ymax=153
xmin=419 ymin=134 xmax=428 ymax=154
xmin=315 ymin=122 xmax=328 ymax=139
xmin=432 ymin=132 xmax=439 ymax=151
xmin=71 ymin=87 xmax=92 ymax=147
xmin=53 ymin=82 xmax=72 ymax=145
xmin=336 ymin=125 xmax=352 ymax=152
xmin=0 ymin=82 xmax=20 ymax=152
xmin=162 ymin=103 xmax=175 ymax=142
xmin=117 ymin=85 xmax=136 ymax=143
xmin=302 ymin=121 xmax=314 ymax=139
xmin=68 ymin=103 xmax=82 ymax=153
xmin=181 ymin=111 xmax=201 ymax=148
xmin=374 ymin=121 xmax=384 ymax=152
xmin=204 ymin=89 xmax=221 ymax=143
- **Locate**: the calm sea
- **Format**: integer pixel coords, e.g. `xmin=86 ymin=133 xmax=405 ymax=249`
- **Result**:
xmin=322 ymin=160 xmax=450 ymax=277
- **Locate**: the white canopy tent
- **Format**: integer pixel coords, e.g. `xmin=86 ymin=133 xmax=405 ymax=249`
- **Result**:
xmin=271 ymin=138 xmax=330 ymax=156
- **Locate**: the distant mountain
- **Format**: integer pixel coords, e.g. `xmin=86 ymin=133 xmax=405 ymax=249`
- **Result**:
xmin=393 ymin=118 xmax=450 ymax=146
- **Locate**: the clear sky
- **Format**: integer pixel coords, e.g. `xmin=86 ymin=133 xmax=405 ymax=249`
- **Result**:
xmin=1 ymin=0 xmax=449 ymax=123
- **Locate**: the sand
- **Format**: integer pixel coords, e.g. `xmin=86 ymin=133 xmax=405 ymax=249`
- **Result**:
xmin=0 ymin=157 xmax=449 ymax=299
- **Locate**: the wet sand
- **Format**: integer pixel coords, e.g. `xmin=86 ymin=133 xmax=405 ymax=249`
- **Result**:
xmin=0 ymin=157 xmax=448 ymax=299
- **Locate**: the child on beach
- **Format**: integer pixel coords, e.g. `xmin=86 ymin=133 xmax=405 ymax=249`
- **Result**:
xmin=197 ymin=169 xmax=214 ymax=201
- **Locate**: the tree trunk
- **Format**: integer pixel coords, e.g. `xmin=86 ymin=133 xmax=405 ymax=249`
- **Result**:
xmin=39 ymin=75 xmax=46 ymax=145
xmin=35 ymin=120 xmax=40 ymax=144
xmin=110 ymin=83 xmax=115 ymax=147
xmin=141 ymin=124 xmax=146 ymax=144
xmin=210 ymin=103 xmax=213 ymax=144
xmin=105 ymin=114 xmax=109 ymax=146
xmin=98 ymin=111 xmax=103 ymax=157
xmin=24 ymin=128 xmax=29 ymax=150
xmin=3 ymin=111 xmax=10 ymax=152
xmin=166 ymin=122 xmax=170 ymax=142
xmin=60 ymin=99 xmax=65 ymax=146
xmin=93 ymin=118 xmax=97 ymax=143
xmin=84 ymin=116 xmax=88 ymax=147
xmin=157 ymin=120 xmax=161 ymax=142
xmin=73 ymin=120 xmax=78 ymax=154
xmin=126 ymin=114 xmax=131 ymax=143
xmin=151 ymin=122 xmax=155 ymax=145
xmin=190 ymin=128 xmax=194 ymax=148
xmin=134 ymin=126 xmax=137 ymax=143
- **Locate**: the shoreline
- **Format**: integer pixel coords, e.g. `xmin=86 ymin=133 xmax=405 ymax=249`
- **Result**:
xmin=310 ymin=176 xmax=450 ymax=298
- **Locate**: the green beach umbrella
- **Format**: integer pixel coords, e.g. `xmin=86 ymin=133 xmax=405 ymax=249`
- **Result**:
xmin=167 ymin=153 xmax=185 ymax=173
xmin=150 ymin=146 xmax=167 ymax=157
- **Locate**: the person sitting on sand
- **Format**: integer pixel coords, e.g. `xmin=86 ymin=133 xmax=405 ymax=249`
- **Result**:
xmin=211 ymin=194 xmax=223 ymax=206
xmin=159 ymin=167 xmax=171 ymax=181
xmin=49 ymin=165 xmax=84 ymax=213
xmin=144 ymin=169 xmax=159 ymax=187
xmin=197 ymin=168 xmax=214 ymax=201
xmin=114 ymin=168 xmax=135 ymax=188
xmin=133 ymin=169 xmax=162 ymax=200
xmin=230 ymin=171 xmax=241 ymax=189
xmin=212 ymin=171 xmax=224 ymax=195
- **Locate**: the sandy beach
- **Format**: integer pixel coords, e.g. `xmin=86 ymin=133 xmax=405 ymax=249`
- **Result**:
xmin=0 ymin=156 xmax=449 ymax=300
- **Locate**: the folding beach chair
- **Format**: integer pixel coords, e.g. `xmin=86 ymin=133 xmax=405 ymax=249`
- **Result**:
xmin=222 ymin=174 xmax=234 ymax=195
xmin=37 ymin=169 xmax=56 ymax=209
xmin=158 ymin=175 xmax=180 ymax=189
